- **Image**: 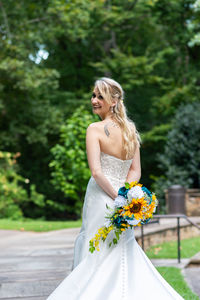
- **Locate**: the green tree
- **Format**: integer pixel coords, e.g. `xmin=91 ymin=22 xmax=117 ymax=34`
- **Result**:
xmin=152 ymin=102 xmax=200 ymax=212
xmin=49 ymin=106 xmax=98 ymax=218
xmin=1 ymin=0 xmax=200 ymax=218
xmin=0 ymin=151 xmax=27 ymax=219
xmin=188 ymin=0 xmax=200 ymax=47
xmin=0 ymin=151 xmax=46 ymax=219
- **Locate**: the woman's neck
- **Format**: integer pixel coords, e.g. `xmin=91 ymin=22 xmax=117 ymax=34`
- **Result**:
xmin=100 ymin=112 xmax=114 ymax=121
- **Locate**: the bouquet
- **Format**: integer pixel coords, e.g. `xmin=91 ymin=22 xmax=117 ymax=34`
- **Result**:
xmin=89 ymin=181 xmax=158 ymax=253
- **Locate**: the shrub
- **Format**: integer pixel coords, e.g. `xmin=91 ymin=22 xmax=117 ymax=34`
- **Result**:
xmin=152 ymin=102 xmax=200 ymax=212
xmin=50 ymin=106 xmax=98 ymax=218
xmin=0 ymin=151 xmax=46 ymax=220
xmin=0 ymin=151 xmax=28 ymax=219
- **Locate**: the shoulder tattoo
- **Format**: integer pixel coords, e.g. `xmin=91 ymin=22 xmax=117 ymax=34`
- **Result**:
xmin=104 ymin=124 xmax=110 ymax=137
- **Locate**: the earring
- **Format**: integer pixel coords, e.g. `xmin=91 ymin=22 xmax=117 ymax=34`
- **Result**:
xmin=110 ymin=106 xmax=114 ymax=113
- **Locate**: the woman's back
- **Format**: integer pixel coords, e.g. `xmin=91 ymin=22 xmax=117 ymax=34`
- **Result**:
xmin=90 ymin=120 xmax=134 ymax=161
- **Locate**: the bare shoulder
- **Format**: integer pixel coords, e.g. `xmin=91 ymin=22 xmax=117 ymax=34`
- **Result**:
xmin=86 ymin=121 xmax=104 ymax=136
xmin=87 ymin=121 xmax=105 ymax=131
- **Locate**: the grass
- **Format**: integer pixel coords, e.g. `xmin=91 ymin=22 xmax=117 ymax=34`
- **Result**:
xmin=156 ymin=267 xmax=199 ymax=300
xmin=146 ymin=236 xmax=200 ymax=259
xmin=0 ymin=218 xmax=82 ymax=232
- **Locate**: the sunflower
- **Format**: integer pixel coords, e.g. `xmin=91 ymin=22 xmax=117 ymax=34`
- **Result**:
xmin=122 ymin=197 xmax=147 ymax=220
xmin=146 ymin=202 xmax=155 ymax=216
xmin=129 ymin=181 xmax=143 ymax=189
xmin=152 ymin=194 xmax=157 ymax=201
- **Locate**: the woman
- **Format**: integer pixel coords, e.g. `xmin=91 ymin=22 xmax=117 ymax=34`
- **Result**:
xmin=47 ymin=77 xmax=184 ymax=300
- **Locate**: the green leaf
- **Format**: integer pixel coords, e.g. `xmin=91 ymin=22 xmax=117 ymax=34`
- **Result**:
xmin=113 ymin=238 xmax=118 ymax=245
xmin=106 ymin=203 xmax=110 ymax=209
xmin=115 ymin=231 xmax=120 ymax=240
xmin=125 ymin=182 xmax=130 ymax=189
xmin=89 ymin=246 xmax=95 ymax=253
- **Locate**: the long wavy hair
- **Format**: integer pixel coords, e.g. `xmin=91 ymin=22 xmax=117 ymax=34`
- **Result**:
xmin=94 ymin=77 xmax=142 ymax=159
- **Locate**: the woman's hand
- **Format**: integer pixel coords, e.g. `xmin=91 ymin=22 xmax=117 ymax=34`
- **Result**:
xmin=112 ymin=191 xmax=118 ymax=200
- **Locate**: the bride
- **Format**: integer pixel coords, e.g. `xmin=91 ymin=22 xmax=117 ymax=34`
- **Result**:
xmin=47 ymin=77 xmax=184 ymax=300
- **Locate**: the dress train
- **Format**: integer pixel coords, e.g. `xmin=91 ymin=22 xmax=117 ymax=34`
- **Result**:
xmin=47 ymin=152 xmax=184 ymax=300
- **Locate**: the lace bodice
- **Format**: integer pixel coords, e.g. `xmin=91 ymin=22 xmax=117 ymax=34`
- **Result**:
xmin=100 ymin=152 xmax=133 ymax=183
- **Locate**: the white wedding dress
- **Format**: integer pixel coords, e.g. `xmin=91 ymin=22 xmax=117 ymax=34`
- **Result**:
xmin=47 ymin=152 xmax=184 ymax=300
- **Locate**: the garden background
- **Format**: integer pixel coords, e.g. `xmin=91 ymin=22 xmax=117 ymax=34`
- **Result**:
xmin=0 ymin=0 xmax=200 ymax=222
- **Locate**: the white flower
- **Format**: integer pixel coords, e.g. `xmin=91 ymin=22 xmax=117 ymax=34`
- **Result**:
xmin=127 ymin=219 xmax=140 ymax=226
xmin=104 ymin=219 xmax=112 ymax=227
xmin=127 ymin=186 xmax=144 ymax=201
xmin=114 ymin=195 xmax=127 ymax=208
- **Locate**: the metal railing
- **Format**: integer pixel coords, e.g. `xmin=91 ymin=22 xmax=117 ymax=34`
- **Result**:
xmin=140 ymin=214 xmax=200 ymax=263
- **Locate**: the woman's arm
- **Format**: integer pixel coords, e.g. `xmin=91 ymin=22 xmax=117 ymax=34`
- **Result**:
xmin=126 ymin=143 xmax=141 ymax=183
xmin=86 ymin=124 xmax=118 ymax=200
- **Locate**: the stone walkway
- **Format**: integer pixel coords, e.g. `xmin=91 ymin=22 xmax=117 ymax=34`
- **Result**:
xmin=0 ymin=226 xmax=199 ymax=299
xmin=182 ymin=252 xmax=200 ymax=298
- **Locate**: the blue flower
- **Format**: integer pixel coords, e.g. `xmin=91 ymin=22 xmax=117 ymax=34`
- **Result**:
xmin=118 ymin=187 xmax=129 ymax=199
xmin=141 ymin=218 xmax=151 ymax=225
xmin=142 ymin=186 xmax=152 ymax=197
xmin=113 ymin=216 xmax=123 ymax=228
xmin=125 ymin=215 xmax=134 ymax=221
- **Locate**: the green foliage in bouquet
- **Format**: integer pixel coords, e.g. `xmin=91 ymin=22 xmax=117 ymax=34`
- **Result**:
xmin=49 ymin=106 xmax=98 ymax=218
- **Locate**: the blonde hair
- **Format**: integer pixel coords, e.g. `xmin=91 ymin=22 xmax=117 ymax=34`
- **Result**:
xmin=94 ymin=77 xmax=142 ymax=159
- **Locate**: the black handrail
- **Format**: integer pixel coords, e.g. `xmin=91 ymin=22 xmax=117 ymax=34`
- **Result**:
xmin=140 ymin=214 xmax=200 ymax=263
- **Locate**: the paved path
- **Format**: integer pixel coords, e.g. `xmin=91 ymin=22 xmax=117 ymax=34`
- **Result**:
xmin=0 ymin=226 xmax=199 ymax=299
xmin=0 ymin=228 xmax=79 ymax=299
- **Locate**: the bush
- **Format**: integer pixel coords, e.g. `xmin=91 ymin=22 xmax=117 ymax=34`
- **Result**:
xmin=152 ymin=102 xmax=200 ymax=212
xmin=0 ymin=151 xmax=46 ymax=220
xmin=49 ymin=106 xmax=98 ymax=218
xmin=0 ymin=151 xmax=28 ymax=219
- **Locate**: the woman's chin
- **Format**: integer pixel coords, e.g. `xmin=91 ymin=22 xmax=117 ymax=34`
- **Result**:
xmin=92 ymin=108 xmax=101 ymax=115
